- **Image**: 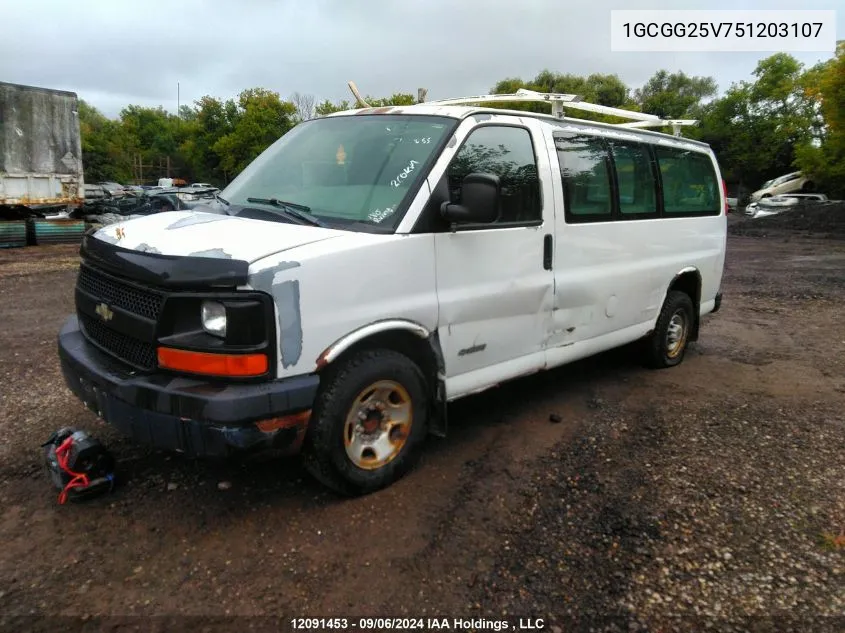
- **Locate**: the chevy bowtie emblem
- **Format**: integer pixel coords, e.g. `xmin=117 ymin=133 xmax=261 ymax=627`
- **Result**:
xmin=95 ymin=303 xmax=114 ymax=322
xmin=115 ymin=227 xmax=125 ymax=240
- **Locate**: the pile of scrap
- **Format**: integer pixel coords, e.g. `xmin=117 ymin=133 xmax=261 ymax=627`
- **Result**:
xmin=730 ymin=200 xmax=845 ymax=239
xmin=0 ymin=186 xmax=221 ymax=247
xmin=75 ymin=186 xmax=220 ymax=228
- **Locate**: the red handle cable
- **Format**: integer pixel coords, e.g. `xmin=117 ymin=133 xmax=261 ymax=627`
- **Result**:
xmin=55 ymin=436 xmax=90 ymax=505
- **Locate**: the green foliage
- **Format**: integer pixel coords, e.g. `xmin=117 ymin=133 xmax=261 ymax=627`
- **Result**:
xmin=315 ymin=99 xmax=351 ymax=116
xmin=694 ymin=53 xmax=819 ymax=189
xmin=78 ymin=100 xmax=134 ymax=183
xmin=211 ymin=88 xmax=297 ymax=178
xmin=795 ymin=41 xmax=845 ymax=198
xmin=487 ymin=70 xmax=631 ymax=120
xmin=314 ymin=93 xmax=416 ymax=115
xmin=365 ymin=93 xmax=417 ymax=107
xmin=634 ymin=70 xmax=717 ymax=119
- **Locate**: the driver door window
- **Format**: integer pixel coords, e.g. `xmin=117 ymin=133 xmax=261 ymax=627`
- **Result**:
xmin=446 ymin=126 xmax=542 ymax=226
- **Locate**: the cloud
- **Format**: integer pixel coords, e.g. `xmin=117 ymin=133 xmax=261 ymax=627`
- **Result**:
xmin=0 ymin=0 xmax=839 ymax=117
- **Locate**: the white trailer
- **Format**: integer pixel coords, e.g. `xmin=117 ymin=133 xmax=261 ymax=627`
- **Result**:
xmin=0 ymin=81 xmax=84 ymax=212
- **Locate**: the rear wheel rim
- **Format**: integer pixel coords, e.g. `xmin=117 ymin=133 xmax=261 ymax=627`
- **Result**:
xmin=343 ymin=380 xmax=413 ymax=470
xmin=665 ymin=310 xmax=688 ymax=359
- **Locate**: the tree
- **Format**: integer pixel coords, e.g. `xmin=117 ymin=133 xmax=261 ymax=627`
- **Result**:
xmin=315 ymin=99 xmax=351 ymax=116
xmin=586 ymin=73 xmax=629 ymax=108
xmin=313 ymin=93 xmax=415 ymax=116
xmin=694 ymin=53 xmax=818 ymax=191
xmin=795 ymin=41 xmax=845 ymax=197
xmin=634 ymin=70 xmax=717 ymax=119
xmin=487 ymin=70 xmax=632 ymax=121
xmin=364 ymin=93 xmax=416 ymax=107
xmin=117 ymin=104 xmax=194 ymax=182
xmin=179 ymin=95 xmax=239 ymax=185
xmin=77 ymin=100 xmax=133 ymax=183
xmin=212 ymin=88 xmax=297 ymax=178
xmin=290 ymin=92 xmax=316 ymax=122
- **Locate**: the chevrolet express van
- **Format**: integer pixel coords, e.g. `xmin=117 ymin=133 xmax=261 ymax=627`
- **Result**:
xmin=58 ymin=94 xmax=727 ymax=495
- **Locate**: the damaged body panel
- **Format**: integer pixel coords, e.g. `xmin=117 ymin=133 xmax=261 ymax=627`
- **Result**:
xmin=247 ymin=232 xmax=438 ymax=375
xmin=58 ymin=317 xmax=318 ymax=457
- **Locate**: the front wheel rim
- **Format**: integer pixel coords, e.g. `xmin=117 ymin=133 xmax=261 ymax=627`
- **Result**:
xmin=343 ymin=380 xmax=413 ymax=470
xmin=665 ymin=310 xmax=688 ymax=359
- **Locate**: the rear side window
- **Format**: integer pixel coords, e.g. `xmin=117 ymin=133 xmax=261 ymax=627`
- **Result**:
xmin=609 ymin=141 xmax=657 ymax=217
xmin=556 ymin=134 xmax=613 ymax=221
xmin=655 ymin=146 xmax=720 ymax=215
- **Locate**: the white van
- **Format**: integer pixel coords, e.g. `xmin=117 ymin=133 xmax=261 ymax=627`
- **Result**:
xmin=58 ymin=92 xmax=727 ymax=495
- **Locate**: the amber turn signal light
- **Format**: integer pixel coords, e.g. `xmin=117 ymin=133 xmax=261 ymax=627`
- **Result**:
xmin=157 ymin=347 xmax=268 ymax=377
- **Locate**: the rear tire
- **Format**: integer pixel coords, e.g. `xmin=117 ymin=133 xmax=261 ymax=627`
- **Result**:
xmin=644 ymin=291 xmax=695 ymax=369
xmin=302 ymin=349 xmax=429 ymax=496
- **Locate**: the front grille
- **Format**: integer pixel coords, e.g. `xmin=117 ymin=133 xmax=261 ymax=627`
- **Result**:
xmin=76 ymin=264 xmax=164 ymax=370
xmin=77 ymin=265 xmax=164 ymax=321
xmin=79 ymin=312 xmax=157 ymax=370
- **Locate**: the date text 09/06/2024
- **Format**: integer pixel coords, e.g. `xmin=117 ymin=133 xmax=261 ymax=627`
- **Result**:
xmin=290 ymin=618 xmax=547 ymax=631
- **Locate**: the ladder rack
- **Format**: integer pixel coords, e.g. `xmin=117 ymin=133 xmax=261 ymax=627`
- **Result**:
xmin=343 ymin=82 xmax=699 ymax=136
xmin=424 ymin=89 xmax=698 ymax=136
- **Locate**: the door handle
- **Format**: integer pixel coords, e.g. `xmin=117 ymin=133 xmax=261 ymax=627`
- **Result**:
xmin=543 ymin=234 xmax=553 ymax=270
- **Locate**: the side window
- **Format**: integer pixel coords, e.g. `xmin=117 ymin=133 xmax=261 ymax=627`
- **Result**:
xmin=447 ymin=126 xmax=541 ymax=224
xmin=609 ymin=141 xmax=658 ymax=217
xmin=555 ymin=134 xmax=613 ymax=222
xmin=655 ymin=146 xmax=720 ymax=215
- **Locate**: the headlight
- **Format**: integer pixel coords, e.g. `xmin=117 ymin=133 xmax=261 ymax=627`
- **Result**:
xmin=201 ymin=300 xmax=227 ymax=337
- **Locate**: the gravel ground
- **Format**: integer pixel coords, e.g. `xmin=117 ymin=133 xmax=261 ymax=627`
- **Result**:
xmin=1 ymin=232 xmax=844 ymax=632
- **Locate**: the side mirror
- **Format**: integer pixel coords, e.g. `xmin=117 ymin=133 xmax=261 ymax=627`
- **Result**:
xmin=440 ymin=173 xmax=500 ymax=225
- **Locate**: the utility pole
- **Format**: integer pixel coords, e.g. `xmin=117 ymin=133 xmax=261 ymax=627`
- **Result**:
xmin=177 ymin=82 xmax=180 ymax=118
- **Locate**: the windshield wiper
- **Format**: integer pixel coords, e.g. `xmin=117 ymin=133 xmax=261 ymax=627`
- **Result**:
xmin=246 ymin=197 xmax=327 ymax=227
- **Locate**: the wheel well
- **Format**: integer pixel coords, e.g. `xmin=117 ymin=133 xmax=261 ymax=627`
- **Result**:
xmin=668 ymin=270 xmax=702 ymax=341
xmin=316 ymin=329 xmax=447 ymax=436
xmin=318 ymin=329 xmax=440 ymax=390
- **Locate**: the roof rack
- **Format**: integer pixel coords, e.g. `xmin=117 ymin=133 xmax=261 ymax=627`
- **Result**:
xmin=423 ymin=89 xmax=698 ymax=137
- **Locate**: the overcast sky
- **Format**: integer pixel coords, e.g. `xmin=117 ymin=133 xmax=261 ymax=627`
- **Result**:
xmin=1 ymin=0 xmax=840 ymax=117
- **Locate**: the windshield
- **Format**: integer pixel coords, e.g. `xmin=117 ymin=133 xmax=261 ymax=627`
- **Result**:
xmin=221 ymin=114 xmax=457 ymax=232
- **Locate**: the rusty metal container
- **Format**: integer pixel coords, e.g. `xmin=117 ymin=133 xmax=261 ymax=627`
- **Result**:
xmin=26 ymin=217 xmax=86 ymax=245
xmin=0 ymin=220 xmax=27 ymax=248
xmin=0 ymin=81 xmax=84 ymax=208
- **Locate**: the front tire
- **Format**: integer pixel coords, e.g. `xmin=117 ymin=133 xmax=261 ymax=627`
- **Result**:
xmin=644 ymin=291 xmax=695 ymax=369
xmin=302 ymin=349 xmax=429 ymax=496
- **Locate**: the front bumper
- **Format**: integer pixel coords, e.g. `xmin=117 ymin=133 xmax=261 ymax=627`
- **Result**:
xmin=57 ymin=316 xmax=319 ymax=458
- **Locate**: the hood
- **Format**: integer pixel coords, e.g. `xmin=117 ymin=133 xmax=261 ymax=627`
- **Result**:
xmin=91 ymin=210 xmax=345 ymax=262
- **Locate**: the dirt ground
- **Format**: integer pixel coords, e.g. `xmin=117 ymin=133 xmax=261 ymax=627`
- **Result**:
xmin=0 ymin=228 xmax=843 ymax=632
